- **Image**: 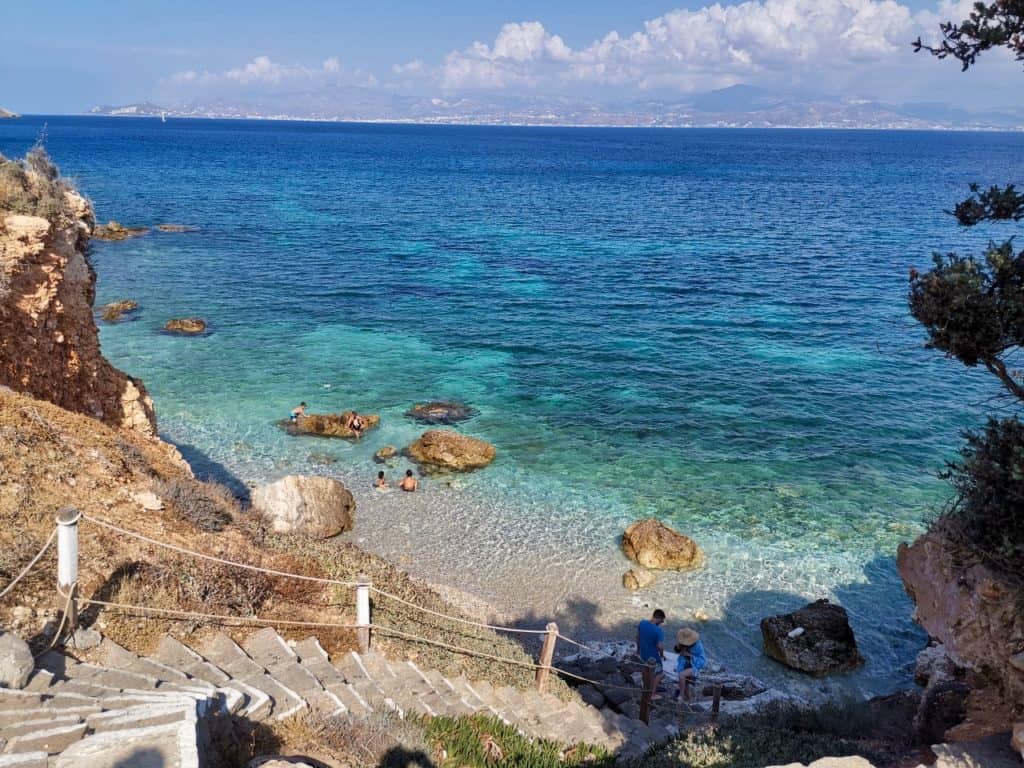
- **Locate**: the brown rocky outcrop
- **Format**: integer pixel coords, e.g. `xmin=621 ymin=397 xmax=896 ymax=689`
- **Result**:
xmin=101 ymin=299 xmax=139 ymax=322
xmin=0 ymin=198 xmax=156 ymax=435
xmin=164 ymin=318 xmax=206 ymax=335
xmin=406 ymin=429 xmax=496 ymax=472
xmin=760 ymin=599 xmax=864 ymax=676
xmin=898 ymin=527 xmax=1024 ymax=738
xmin=93 ymin=220 xmax=148 ymax=241
xmin=374 ymin=445 xmax=397 ymax=463
xmin=285 ymin=411 xmax=380 ymax=439
xmin=621 ymin=518 xmax=704 ymax=571
xmin=250 ymin=475 xmax=355 ymax=539
xmin=622 ymin=568 xmax=655 ymax=591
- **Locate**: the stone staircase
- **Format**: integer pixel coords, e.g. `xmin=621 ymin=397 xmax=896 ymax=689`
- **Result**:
xmin=0 ymin=628 xmax=679 ymax=766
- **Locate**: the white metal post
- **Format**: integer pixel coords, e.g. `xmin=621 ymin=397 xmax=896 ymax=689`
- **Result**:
xmin=356 ymin=575 xmax=371 ymax=653
xmin=56 ymin=506 xmax=81 ymax=632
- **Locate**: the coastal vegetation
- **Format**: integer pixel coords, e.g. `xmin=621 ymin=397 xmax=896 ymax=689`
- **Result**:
xmin=909 ymin=0 xmax=1024 ymax=577
xmin=0 ymin=146 xmax=73 ymax=228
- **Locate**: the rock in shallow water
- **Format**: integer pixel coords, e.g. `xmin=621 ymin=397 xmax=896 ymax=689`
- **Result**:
xmin=374 ymin=445 xmax=397 ymax=463
xmin=760 ymin=599 xmax=863 ymax=676
xmin=101 ymin=299 xmax=138 ymax=322
xmin=406 ymin=400 xmax=479 ymax=424
xmin=164 ymin=317 xmax=207 ymax=334
xmin=284 ymin=411 xmax=380 ymax=439
xmin=622 ymin=568 xmax=655 ymax=591
xmin=406 ymin=429 xmax=496 ymax=472
xmin=621 ymin=518 xmax=704 ymax=571
xmin=93 ymin=220 xmax=148 ymax=241
xmin=251 ymin=475 xmax=355 ymax=538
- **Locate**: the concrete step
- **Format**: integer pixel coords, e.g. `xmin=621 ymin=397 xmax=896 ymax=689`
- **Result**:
xmin=196 ymin=633 xmax=306 ymax=720
xmin=0 ymin=715 xmax=84 ymax=741
xmin=87 ymin=704 xmax=190 ymax=734
xmin=0 ymin=707 xmax=99 ymax=728
xmin=292 ymin=638 xmax=371 ymax=718
xmin=241 ymin=629 xmax=345 ymax=717
xmin=2 ymin=722 xmax=87 ymax=755
xmin=51 ymin=718 xmax=199 ymax=768
xmin=152 ymin=636 xmax=231 ymax=686
xmin=0 ymin=753 xmax=48 ymax=767
xmin=35 ymin=652 xmax=159 ymax=693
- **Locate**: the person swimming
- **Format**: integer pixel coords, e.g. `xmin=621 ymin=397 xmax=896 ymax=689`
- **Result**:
xmin=374 ymin=470 xmax=387 ymax=489
xmin=399 ymin=469 xmax=418 ymax=492
xmin=290 ymin=402 xmax=308 ymax=421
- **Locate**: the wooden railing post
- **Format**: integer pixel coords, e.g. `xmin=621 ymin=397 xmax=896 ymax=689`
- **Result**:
xmin=356 ymin=575 xmax=371 ymax=653
xmin=711 ymin=683 xmax=723 ymax=723
xmin=639 ymin=662 xmax=654 ymax=724
xmin=56 ymin=507 xmax=80 ymax=634
xmin=535 ymin=622 xmax=558 ymax=693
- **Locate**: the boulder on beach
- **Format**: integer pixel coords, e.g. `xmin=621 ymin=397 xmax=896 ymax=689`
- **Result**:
xmin=374 ymin=445 xmax=397 ymax=463
xmin=164 ymin=317 xmax=207 ymax=335
xmin=250 ymin=475 xmax=355 ymax=538
xmin=621 ymin=518 xmax=705 ymax=571
xmin=406 ymin=429 xmax=496 ymax=472
xmin=93 ymin=220 xmax=148 ymax=241
xmin=285 ymin=411 xmax=380 ymax=439
xmin=406 ymin=401 xmax=479 ymax=425
xmin=760 ymin=599 xmax=864 ymax=676
xmin=101 ymin=299 xmax=139 ymax=322
xmin=622 ymin=568 xmax=655 ymax=591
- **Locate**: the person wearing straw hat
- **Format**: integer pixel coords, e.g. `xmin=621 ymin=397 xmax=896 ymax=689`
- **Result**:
xmin=674 ymin=627 xmax=707 ymax=702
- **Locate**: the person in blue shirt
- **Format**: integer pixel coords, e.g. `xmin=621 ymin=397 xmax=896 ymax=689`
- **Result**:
xmin=674 ymin=627 xmax=707 ymax=702
xmin=636 ymin=609 xmax=666 ymax=699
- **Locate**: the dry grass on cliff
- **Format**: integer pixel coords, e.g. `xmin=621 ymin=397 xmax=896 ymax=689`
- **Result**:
xmin=0 ymin=388 xmax=565 ymax=696
xmin=0 ymin=147 xmax=73 ymax=226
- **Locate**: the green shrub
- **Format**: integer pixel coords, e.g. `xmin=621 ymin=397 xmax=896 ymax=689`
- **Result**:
xmin=0 ymin=147 xmax=73 ymax=224
xmin=943 ymin=416 xmax=1024 ymax=569
xmin=422 ymin=713 xmax=614 ymax=767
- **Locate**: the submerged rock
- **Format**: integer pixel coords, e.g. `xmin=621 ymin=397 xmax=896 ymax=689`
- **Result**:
xmin=622 ymin=568 xmax=655 ymax=591
xmin=621 ymin=518 xmax=705 ymax=571
xmin=406 ymin=401 xmax=479 ymax=425
xmin=374 ymin=445 xmax=397 ymax=463
xmin=284 ymin=411 xmax=380 ymax=439
xmin=406 ymin=429 xmax=496 ymax=472
xmin=164 ymin=318 xmax=207 ymax=335
xmin=155 ymin=223 xmax=193 ymax=232
xmin=101 ymin=299 xmax=139 ymax=322
xmin=251 ymin=475 xmax=354 ymax=538
xmin=760 ymin=599 xmax=864 ymax=676
xmin=93 ymin=220 xmax=148 ymax=241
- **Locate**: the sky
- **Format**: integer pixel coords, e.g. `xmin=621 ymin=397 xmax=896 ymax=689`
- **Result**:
xmin=1 ymin=0 xmax=1021 ymax=114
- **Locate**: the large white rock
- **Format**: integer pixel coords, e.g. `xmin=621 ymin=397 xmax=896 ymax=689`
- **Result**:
xmin=250 ymin=475 xmax=355 ymax=539
xmin=0 ymin=630 xmax=34 ymax=689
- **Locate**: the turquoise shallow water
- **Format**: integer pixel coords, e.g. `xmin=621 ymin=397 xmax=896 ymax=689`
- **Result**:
xmin=3 ymin=117 xmax=1021 ymax=696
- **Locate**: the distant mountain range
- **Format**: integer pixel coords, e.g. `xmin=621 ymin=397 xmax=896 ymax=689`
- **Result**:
xmin=88 ymin=85 xmax=1024 ymax=130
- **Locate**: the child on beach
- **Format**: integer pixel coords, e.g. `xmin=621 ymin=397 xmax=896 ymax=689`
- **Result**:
xmin=399 ymin=469 xmax=418 ymax=492
xmin=375 ymin=470 xmax=388 ymax=490
xmin=674 ymin=628 xmax=707 ymax=702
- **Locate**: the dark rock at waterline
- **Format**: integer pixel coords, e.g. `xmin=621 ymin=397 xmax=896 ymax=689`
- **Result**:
xmin=760 ymin=599 xmax=864 ymax=676
xmin=155 ymin=223 xmax=195 ymax=232
xmin=406 ymin=401 xmax=479 ymax=425
xmin=93 ymin=220 xmax=148 ymax=241
xmin=101 ymin=299 xmax=139 ymax=322
xmin=164 ymin=317 xmax=207 ymax=335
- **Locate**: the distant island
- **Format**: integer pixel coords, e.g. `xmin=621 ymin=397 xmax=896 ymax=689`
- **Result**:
xmin=87 ymin=86 xmax=1024 ymax=130
xmin=0 ymin=107 xmax=19 ymax=119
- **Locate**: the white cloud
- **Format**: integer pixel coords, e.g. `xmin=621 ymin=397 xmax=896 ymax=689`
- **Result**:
xmin=428 ymin=0 xmax=990 ymax=94
xmin=166 ymin=55 xmax=357 ymax=89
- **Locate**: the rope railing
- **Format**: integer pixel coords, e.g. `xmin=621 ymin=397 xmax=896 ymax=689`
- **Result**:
xmin=22 ymin=511 xmax=719 ymax=724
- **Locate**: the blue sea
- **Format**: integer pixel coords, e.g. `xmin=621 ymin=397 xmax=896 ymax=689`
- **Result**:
xmin=3 ymin=117 xmax=1020 ymax=696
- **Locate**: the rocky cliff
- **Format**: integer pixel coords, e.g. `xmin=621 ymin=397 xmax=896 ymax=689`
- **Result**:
xmin=0 ymin=189 xmax=156 ymax=435
xmin=898 ymin=525 xmax=1024 ymax=740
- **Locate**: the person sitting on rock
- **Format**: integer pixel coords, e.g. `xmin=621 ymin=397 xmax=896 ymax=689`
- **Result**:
xmin=375 ymin=470 xmax=388 ymax=489
xmin=348 ymin=412 xmax=365 ymax=435
xmin=399 ymin=469 xmax=418 ymax=492
xmin=674 ymin=627 xmax=707 ymax=702
xmin=636 ymin=609 xmax=666 ymax=700
xmin=290 ymin=402 xmax=308 ymax=421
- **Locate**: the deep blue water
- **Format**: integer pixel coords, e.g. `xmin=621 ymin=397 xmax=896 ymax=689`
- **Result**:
xmin=3 ymin=117 xmax=1020 ymax=694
